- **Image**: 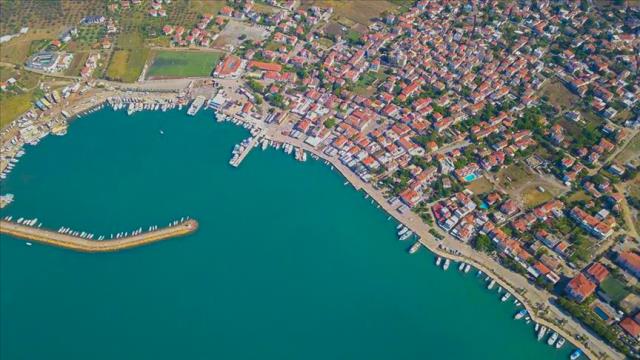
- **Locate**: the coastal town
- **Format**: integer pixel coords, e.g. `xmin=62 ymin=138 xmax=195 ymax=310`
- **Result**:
xmin=0 ymin=1 xmax=639 ymax=359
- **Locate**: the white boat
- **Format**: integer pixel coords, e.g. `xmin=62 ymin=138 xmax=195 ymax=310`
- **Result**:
xmin=537 ymin=326 xmax=547 ymax=341
xmin=501 ymin=292 xmax=511 ymax=302
xmin=535 ymin=323 xmax=540 ymax=332
xmin=399 ymin=231 xmax=413 ymax=241
xmin=408 ymin=241 xmax=421 ymax=254
xmin=547 ymin=332 xmax=558 ymax=346
xmin=397 ymin=226 xmax=409 ymax=236
xmin=487 ymin=279 xmax=496 ymax=290
xmin=555 ymin=337 xmax=565 ymax=349
xmin=443 ymin=259 xmax=450 ymax=270
xmin=464 ymin=264 xmax=471 ymax=273
xmin=26 ymin=242 xmax=32 ymax=246
xmin=436 ymin=257 xmax=442 ymax=266
xmin=458 ymin=262 xmax=465 ymax=271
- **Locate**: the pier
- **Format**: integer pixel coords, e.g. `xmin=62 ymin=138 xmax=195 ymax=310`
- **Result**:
xmin=0 ymin=219 xmax=198 ymax=252
xmin=229 ymin=129 xmax=264 ymax=167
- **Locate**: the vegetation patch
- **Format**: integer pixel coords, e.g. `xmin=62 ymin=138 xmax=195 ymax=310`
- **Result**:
xmin=302 ymin=0 xmax=398 ymax=25
xmin=466 ymin=176 xmax=494 ymax=195
xmin=599 ymin=277 xmax=630 ymax=304
xmin=522 ymin=185 xmax=554 ymax=208
xmin=146 ymin=50 xmax=222 ymax=79
xmin=105 ymin=32 xmax=149 ymax=83
xmin=0 ymin=92 xmax=33 ymax=127
xmin=540 ymin=80 xmax=579 ymax=111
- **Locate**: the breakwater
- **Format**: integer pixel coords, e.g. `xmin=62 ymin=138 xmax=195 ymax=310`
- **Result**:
xmin=0 ymin=219 xmax=198 ymax=252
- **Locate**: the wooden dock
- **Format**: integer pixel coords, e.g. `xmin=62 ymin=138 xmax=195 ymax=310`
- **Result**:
xmin=0 ymin=219 xmax=198 ymax=252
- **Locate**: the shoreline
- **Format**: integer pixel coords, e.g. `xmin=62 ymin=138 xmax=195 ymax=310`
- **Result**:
xmin=263 ymin=130 xmax=609 ymax=360
xmin=0 ymin=219 xmax=198 ymax=252
xmin=0 ymin=92 xmax=620 ymax=360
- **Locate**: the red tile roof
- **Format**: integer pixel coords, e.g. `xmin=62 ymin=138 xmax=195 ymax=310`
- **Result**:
xmin=619 ymin=317 xmax=640 ymax=338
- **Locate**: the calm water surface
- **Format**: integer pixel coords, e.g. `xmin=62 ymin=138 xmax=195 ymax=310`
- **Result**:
xmin=0 ymin=109 xmax=572 ymax=359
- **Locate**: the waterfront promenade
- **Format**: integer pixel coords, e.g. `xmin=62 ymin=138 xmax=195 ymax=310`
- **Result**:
xmin=0 ymin=219 xmax=198 ymax=252
xmin=265 ymin=128 xmax=618 ymax=360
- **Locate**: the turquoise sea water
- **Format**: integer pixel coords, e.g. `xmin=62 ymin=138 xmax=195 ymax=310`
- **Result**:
xmin=0 ymin=109 xmax=572 ymax=359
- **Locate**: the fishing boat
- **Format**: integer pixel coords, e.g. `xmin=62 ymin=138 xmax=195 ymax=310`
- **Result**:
xmin=537 ymin=326 xmax=547 ymax=341
xmin=443 ymin=259 xmax=450 ymax=270
xmin=487 ymin=279 xmax=496 ymax=290
xmin=408 ymin=241 xmax=421 ymax=254
xmin=436 ymin=257 xmax=442 ymax=266
xmin=547 ymin=332 xmax=558 ymax=346
xmin=514 ymin=309 xmax=527 ymax=320
xmin=399 ymin=231 xmax=413 ymax=241
xmin=570 ymin=349 xmax=582 ymax=360
xmin=555 ymin=337 xmax=565 ymax=349
xmin=501 ymin=292 xmax=511 ymax=302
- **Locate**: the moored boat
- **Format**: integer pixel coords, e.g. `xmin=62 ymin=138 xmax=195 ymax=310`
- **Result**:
xmin=501 ymin=292 xmax=511 ymax=302
xmin=537 ymin=326 xmax=547 ymax=341
xmin=570 ymin=349 xmax=582 ymax=360
xmin=514 ymin=309 xmax=527 ymax=320
xmin=436 ymin=256 xmax=442 ymax=266
xmin=555 ymin=337 xmax=565 ymax=349
xmin=443 ymin=259 xmax=450 ymax=270
xmin=487 ymin=279 xmax=496 ymax=290
xmin=547 ymin=331 xmax=558 ymax=346
xmin=408 ymin=241 xmax=421 ymax=254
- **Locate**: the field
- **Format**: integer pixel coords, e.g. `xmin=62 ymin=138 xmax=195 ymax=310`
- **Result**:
xmin=0 ymin=92 xmax=33 ymax=127
xmin=600 ymin=277 xmax=630 ymax=304
xmin=302 ymin=0 xmax=398 ymax=25
xmin=540 ymin=80 xmax=579 ymax=112
xmin=65 ymin=51 xmax=89 ymax=76
xmin=614 ymin=132 xmax=640 ymax=165
xmin=466 ymin=176 xmax=494 ymax=195
xmin=497 ymin=163 xmax=567 ymax=208
xmin=190 ymin=0 xmax=227 ymax=15
xmin=0 ymin=29 xmax=62 ymax=65
xmin=105 ymin=32 xmax=149 ymax=83
xmin=521 ymin=185 xmax=554 ymax=208
xmin=146 ymin=50 xmax=223 ymax=79
xmin=214 ymin=20 xmax=270 ymax=48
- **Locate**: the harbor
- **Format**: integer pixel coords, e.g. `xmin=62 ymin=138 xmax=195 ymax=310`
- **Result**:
xmin=0 ymin=108 xmax=574 ymax=359
xmin=0 ymin=219 xmax=198 ymax=253
xmin=0 ymin=85 xmax=611 ymax=359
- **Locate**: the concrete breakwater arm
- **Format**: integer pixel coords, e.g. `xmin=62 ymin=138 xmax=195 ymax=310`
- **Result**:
xmin=0 ymin=220 xmax=198 ymax=252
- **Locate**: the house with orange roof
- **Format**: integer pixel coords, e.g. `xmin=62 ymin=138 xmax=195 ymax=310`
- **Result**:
xmin=585 ymin=262 xmax=609 ymax=284
xmin=616 ymin=251 xmax=640 ymax=279
xmin=565 ymin=273 xmax=596 ymax=303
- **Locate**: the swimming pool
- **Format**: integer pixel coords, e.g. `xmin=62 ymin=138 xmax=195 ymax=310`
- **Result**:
xmin=593 ymin=306 xmax=609 ymax=321
xmin=464 ymin=173 xmax=477 ymax=182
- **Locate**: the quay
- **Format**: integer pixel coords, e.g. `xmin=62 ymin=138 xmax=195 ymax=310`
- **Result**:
xmin=0 ymin=219 xmax=198 ymax=252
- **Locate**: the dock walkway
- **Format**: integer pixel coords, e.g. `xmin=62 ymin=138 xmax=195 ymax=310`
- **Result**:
xmin=0 ymin=219 xmax=198 ymax=252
